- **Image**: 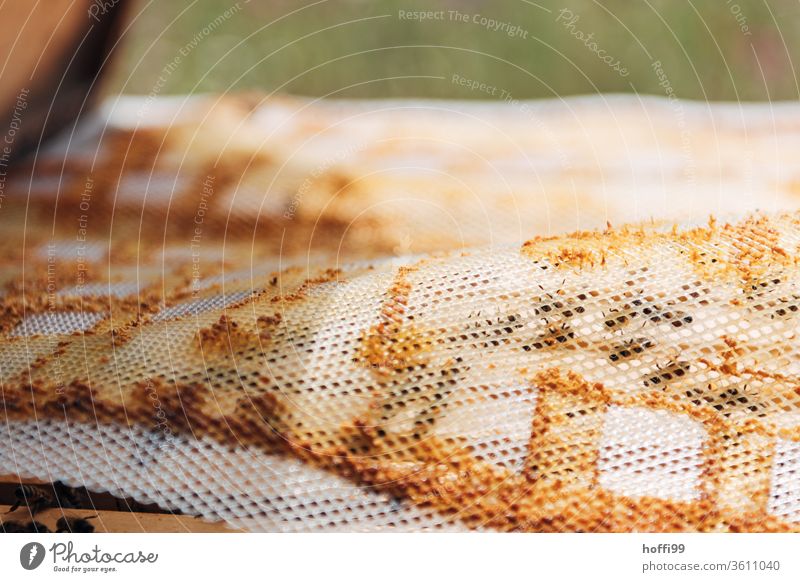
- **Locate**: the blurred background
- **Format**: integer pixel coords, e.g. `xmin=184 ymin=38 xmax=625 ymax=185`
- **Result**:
xmin=110 ymin=0 xmax=800 ymax=101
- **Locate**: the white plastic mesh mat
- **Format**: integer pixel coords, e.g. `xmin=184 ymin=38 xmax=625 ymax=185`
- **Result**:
xmin=1 ymin=95 xmax=800 ymax=531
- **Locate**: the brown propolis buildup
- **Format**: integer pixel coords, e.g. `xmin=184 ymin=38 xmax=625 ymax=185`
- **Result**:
xmin=3 ymin=210 xmax=800 ymax=531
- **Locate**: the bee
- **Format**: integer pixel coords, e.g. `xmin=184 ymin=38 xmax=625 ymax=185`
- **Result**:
xmin=1 ymin=520 xmax=27 ymax=533
xmin=684 ymin=383 xmax=762 ymax=416
xmin=747 ymin=276 xmax=783 ymax=299
xmin=26 ymin=520 xmax=51 ymax=533
xmin=647 ymin=307 xmax=693 ymax=328
xmin=1 ymin=520 xmax=50 ymax=533
xmin=53 ymin=482 xmax=84 ymax=509
xmin=6 ymin=484 xmax=55 ymax=515
xmin=608 ymin=337 xmax=655 ymax=362
xmin=643 ymin=359 xmax=691 ymax=387
xmin=772 ymin=294 xmax=800 ymax=320
xmin=603 ymin=307 xmax=631 ymax=330
xmin=465 ymin=311 xmax=524 ymax=348
xmin=534 ymin=284 xmax=585 ymax=318
xmin=523 ymin=321 xmax=575 ymax=351
xmin=630 ymin=298 xmax=693 ymax=327
xmin=56 ymin=515 xmax=97 ymax=533
xmin=373 ymin=360 xmax=465 ymax=439
xmin=604 ymin=299 xmax=693 ymax=330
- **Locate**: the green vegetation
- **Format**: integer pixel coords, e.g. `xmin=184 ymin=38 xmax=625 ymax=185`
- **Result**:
xmin=110 ymin=0 xmax=800 ymax=101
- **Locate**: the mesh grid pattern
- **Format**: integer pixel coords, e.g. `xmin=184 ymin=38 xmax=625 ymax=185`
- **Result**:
xmin=58 ymin=282 xmax=142 ymax=298
xmin=597 ymin=406 xmax=705 ymax=502
xmin=1 ymin=95 xmax=800 ymax=531
xmin=152 ymin=290 xmax=255 ymax=322
xmin=37 ymin=241 xmax=108 ymax=263
xmin=10 ymin=312 xmax=107 ymax=337
xmin=116 ymin=171 xmax=188 ymax=204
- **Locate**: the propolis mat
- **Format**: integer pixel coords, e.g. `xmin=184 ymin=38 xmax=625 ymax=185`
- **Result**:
xmin=1 ymin=94 xmax=800 ymax=531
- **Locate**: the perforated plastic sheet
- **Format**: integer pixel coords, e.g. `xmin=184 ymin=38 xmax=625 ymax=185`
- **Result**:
xmin=1 ymin=95 xmax=800 ymax=532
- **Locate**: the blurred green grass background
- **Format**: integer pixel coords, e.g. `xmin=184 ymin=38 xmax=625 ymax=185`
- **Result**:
xmin=110 ymin=0 xmax=800 ymax=101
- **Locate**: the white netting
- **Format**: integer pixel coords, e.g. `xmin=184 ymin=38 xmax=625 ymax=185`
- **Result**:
xmin=1 ymin=95 xmax=800 ymax=532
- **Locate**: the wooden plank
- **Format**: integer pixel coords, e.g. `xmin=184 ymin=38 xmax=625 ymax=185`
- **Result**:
xmin=0 ymin=474 xmax=49 ymax=485
xmin=0 ymin=505 xmax=237 ymax=533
